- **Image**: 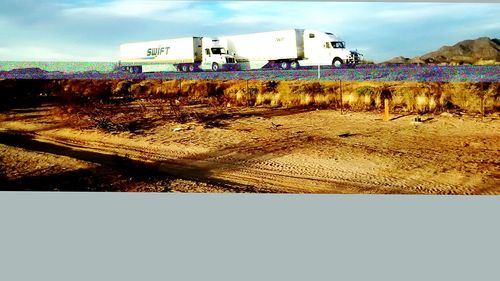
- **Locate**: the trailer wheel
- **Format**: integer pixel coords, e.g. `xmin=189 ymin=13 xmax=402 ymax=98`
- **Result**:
xmin=290 ymin=61 xmax=299 ymax=70
xmin=280 ymin=61 xmax=289 ymax=70
xmin=332 ymin=58 xmax=344 ymax=68
xmin=128 ymin=67 xmax=134 ymax=74
xmin=212 ymin=63 xmax=219 ymax=72
xmin=188 ymin=64 xmax=195 ymax=72
xmin=181 ymin=64 xmax=189 ymax=72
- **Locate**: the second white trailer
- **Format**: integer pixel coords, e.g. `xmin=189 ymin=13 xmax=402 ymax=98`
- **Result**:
xmin=219 ymin=29 xmax=304 ymax=70
xmin=219 ymin=29 xmax=361 ymax=70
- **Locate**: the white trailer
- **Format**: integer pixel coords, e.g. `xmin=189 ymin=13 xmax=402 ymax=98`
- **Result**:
xmin=119 ymin=37 xmax=237 ymax=73
xmin=219 ymin=29 xmax=361 ymax=70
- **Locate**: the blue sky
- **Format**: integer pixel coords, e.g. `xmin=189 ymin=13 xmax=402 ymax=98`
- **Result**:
xmin=0 ymin=0 xmax=499 ymax=63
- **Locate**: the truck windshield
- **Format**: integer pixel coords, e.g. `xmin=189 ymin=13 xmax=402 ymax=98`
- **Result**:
xmin=211 ymin=48 xmax=226 ymax=55
xmin=331 ymin=41 xmax=345 ymax=48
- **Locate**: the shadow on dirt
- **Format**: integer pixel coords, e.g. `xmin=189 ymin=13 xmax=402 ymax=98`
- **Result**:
xmin=0 ymin=132 xmax=191 ymax=191
xmin=0 ymin=130 xmax=274 ymax=192
xmin=187 ymin=106 xmax=311 ymax=129
xmin=0 ymin=167 xmax=168 ymax=192
xmin=0 ymin=132 xmax=175 ymax=191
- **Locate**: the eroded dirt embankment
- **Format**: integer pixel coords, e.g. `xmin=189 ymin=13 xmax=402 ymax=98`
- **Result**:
xmin=1 ymin=79 xmax=499 ymax=114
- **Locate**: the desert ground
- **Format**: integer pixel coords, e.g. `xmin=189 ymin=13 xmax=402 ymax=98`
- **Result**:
xmin=0 ymin=79 xmax=499 ymax=193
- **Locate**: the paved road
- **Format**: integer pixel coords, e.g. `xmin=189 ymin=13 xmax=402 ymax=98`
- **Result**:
xmin=1 ymin=65 xmax=499 ymax=82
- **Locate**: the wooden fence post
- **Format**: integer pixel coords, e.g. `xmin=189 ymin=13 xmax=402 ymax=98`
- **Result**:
xmin=384 ymin=98 xmax=390 ymax=121
xmin=339 ymin=80 xmax=343 ymax=114
xmin=480 ymin=83 xmax=485 ymax=117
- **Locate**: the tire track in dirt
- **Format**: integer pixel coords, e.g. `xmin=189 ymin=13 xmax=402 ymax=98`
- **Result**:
xmin=10 ymin=130 xmax=485 ymax=194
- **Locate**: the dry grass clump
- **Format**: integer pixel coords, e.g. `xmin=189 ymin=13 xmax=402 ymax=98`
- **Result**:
xmin=475 ymin=59 xmax=500 ymax=66
xmin=246 ymin=81 xmax=343 ymax=108
xmin=345 ymin=85 xmax=379 ymax=110
xmin=390 ymin=83 xmax=449 ymax=113
xmin=445 ymin=82 xmax=500 ymax=113
xmin=125 ymin=80 xmax=183 ymax=99
xmin=111 ymin=80 xmax=134 ymax=96
xmin=182 ymin=80 xmax=225 ymax=98
xmin=56 ymin=80 xmax=115 ymax=105
xmin=382 ymin=82 xmax=499 ymax=114
xmin=152 ymin=80 xmax=181 ymax=97
xmin=391 ymin=85 xmax=421 ymax=112
xmin=224 ymin=80 xmax=266 ymax=106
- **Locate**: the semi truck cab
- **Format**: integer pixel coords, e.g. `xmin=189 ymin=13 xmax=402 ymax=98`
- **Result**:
xmin=200 ymin=38 xmax=237 ymax=71
xmin=303 ymin=30 xmax=361 ymax=68
xmin=323 ymin=32 xmax=361 ymax=67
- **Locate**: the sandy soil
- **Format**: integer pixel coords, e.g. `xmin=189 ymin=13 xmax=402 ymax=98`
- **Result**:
xmin=1 ymin=103 xmax=499 ymax=194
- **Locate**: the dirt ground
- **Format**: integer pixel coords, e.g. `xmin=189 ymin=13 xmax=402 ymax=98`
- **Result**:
xmin=1 ymin=102 xmax=499 ymax=194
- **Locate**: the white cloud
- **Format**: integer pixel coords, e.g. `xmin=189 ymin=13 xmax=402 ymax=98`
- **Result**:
xmin=0 ymin=16 xmax=13 ymax=31
xmin=219 ymin=2 xmax=261 ymax=11
xmin=222 ymin=15 xmax=277 ymax=25
xmin=61 ymin=0 xmax=215 ymax=23
xmin=374 ymin=4 xmax=446 ymax=21
xmin=477 ymin=21 xmax=500 ymax=32
xmin=0 ymin=46 xmax=117 ymax=61
xmin=218 ymin=2 xmax=372 ymax=34
xmin=0 ymin=47 xmax=71 ymax=61
xmin=63 ymin=1 xmax=189 ymax=17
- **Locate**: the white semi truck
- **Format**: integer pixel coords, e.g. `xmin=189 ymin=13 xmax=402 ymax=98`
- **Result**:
xmin=119 ymin=37 xmax=237 ymax=73
xmin=219 ymin=29 xmax=361 ymax=70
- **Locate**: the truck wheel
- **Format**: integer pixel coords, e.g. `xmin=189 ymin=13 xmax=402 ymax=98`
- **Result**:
xmin=212 ymin=63 xmax=219 ymax=72
xmin=332 ymin=58 xmax=343 ymax=68
xmin=182 ymin=65 xmax=188 ymax=72
xmin=280 ymin=61 xmax=289 ymax=70
xmin=290 ymin=61 xmax=299 ymax=70
xmin=128 ymin=67 xmax=134 ymax=74
xmin=188 ymin=64 xmax=195 ymax=72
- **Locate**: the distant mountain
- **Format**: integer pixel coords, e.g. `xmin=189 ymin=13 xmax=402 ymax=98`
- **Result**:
xmin=0 ymin=67 xmax=50 ymax=78
xmin=384 ymin=37 xmax=500 ymax=65
xmin=0 ymin=61 xmax=116 ymax=73
xmin=7 ymin=67 xmax=49 ymax=75
xmin=383 ymin=56 xmax=411 ymax=65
